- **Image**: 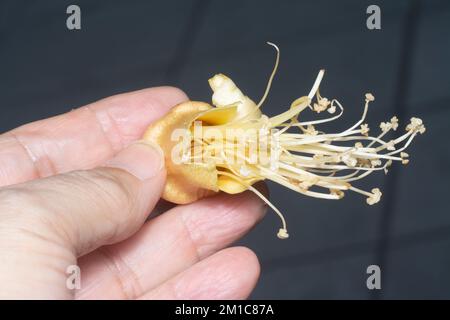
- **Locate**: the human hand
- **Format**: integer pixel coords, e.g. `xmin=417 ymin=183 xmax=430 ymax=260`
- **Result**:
xmin=0 ymin=87 xmax=266 ymax=299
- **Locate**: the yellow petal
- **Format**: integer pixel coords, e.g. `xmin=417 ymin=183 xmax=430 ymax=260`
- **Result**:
xmin=208 ymin=73 xmax=261 ymax=121
xmin=217 ymin=174 xmax=261 ymax=194
xmin=143 ymin=101 xmax=219 ymax=204
xmin=196 ymin=105 xmax=238 ymax=125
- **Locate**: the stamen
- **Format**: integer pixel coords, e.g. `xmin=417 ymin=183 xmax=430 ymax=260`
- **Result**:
xmin=184 ymin=44 xmax=424 ymax=239
xmin=256 ymin=42 xmax=280 ymax=109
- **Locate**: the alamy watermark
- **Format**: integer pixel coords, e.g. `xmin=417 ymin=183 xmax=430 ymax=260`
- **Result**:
xmin=366 ymin=264 xmax=381 ymax=290
xmin=66 ymin=264 xmax=81 ymax=290
xmin=366 ymin=5 xmax=381 ymax=30
xmin=66 ymin=5 xmax=81 ymax=30
xmin=170 ymin=121 xmax=283 ymax=172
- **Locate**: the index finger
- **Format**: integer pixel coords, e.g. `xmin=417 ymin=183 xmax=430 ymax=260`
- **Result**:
xmin=0 ymin=86 xmax=187 ymax=186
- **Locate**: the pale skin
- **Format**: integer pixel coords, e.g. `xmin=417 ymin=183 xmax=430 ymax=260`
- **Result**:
xmin=0 ymin=87 xmax=266 ymax=299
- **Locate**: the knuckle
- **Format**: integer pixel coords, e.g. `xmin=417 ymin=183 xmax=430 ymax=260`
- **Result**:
xmin=97 ymin=246 xmax=144 ymax=299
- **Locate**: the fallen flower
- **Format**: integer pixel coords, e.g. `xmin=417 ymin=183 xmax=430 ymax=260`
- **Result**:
xmin=143 ymin=43 xmax=425 ymax=239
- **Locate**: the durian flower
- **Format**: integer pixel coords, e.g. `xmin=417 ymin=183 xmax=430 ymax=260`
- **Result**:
xmin=143 ymin=43 xmax=425 ymax=239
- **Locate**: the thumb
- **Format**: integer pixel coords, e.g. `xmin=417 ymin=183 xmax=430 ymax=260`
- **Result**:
xmin=0 ymin=140 xmax=166 ymax=256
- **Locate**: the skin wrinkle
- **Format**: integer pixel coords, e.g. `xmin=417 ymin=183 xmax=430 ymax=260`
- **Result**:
xmin=14 ymin=108 xmax=105 ymax=173
xmin=212 ymin=196 xmax=266 ymax=242
xmin=20 ymin=186 xmax=80 ymax=255
xmin=180 ymin=192 xmax=265 ymax=259
xmin=61 ymin=170 xmax=137 ymax=254
xmin=95 ymin=88 xmax=180 ymax=143
xmin=0 ymin=87 xmax=187 ymax=188
xmin=0 ymin=223 xmax=76 ymax=299
xmin=96 ymin=246 xmax=145 ymax=300
xmin=6 ymin=225 xmax=73 ymax=263
xmin=2 ymin=101 xmax=126 ymax=186
xmin=85 ymin=105 xmax=124 ymax=154
xmin=0 ymin=186 xmax=75 ymax=251
xmin=146 ymin=247 xmax=259 ymax=300
xmin=178 ymin=209 xmax=202 ymax=263
xmin=7 ymin=132 xmax=47 ymax=180
xmin=88 ymin=169 xmax=145 ymax=245
xmin=184 ymin=264 xmax=229 ymax=299
xmin=16 ymin=181 xmax=85 ymax=254
xmin=167 ymin=276 xmax=184 ymax=300
xmin=74 ymin=191 xmax=265 ymax=299
xmin=3 ymin=170 xmax=133 ymax=257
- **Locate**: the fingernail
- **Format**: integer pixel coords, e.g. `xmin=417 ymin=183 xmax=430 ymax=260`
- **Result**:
xmin=106 ymin=140 xmax=164 ymax=180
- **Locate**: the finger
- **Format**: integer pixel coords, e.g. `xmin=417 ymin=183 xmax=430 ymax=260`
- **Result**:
xmin=0 ymin=86 xmax=187 ymax=186
xmin=140 ymin=247 xmax=260 ymax=300
xmin=75 ymin=188 xmax=267 ymax=299
xmin=0 ymin=140 xmax=165 ymax=256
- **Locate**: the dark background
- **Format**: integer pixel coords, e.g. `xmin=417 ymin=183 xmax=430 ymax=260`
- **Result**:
xmin=1 ymin=0 xmax=449 ymax=299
